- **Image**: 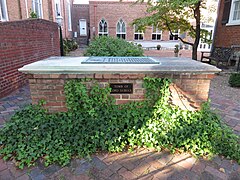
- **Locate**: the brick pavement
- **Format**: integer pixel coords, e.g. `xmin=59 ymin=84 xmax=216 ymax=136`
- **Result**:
xmin=0 ymin=49 xmax=239 ymax=179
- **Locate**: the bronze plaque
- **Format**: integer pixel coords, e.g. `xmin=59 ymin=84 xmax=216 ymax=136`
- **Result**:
xmin=110 ymin=83 xmax=133 ymax=94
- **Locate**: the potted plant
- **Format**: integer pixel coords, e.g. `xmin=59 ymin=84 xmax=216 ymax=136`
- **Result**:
xmin=156 ymin=44 xmax=161 ymax=50
xmin=174 ymin=44 xmax=179 ymax=57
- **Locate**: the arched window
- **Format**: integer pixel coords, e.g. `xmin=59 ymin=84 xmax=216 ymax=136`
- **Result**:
xmin=99 ymin=19 xmax=108 ymax=36
xmin=116 ymin=19 xmax=126 ymax=39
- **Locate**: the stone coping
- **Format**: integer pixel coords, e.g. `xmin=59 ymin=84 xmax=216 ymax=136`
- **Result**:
xmin=18 ymin=56 xmax=221 ymax=74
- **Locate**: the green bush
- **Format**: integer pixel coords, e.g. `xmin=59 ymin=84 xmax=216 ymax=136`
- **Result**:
xmin=84 ymin=36 xmax=143 ymax=56
xmin=63 ymin=39 xmax=78 ymax=55
xmin=0 ymin=78 xmax=239 ymax=169
xmin=229 ymin=73 xmax=240 ymax=87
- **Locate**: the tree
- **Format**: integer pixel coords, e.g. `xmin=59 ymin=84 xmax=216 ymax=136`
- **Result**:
xmin=133 ymin=0 xmax=207 ymax=60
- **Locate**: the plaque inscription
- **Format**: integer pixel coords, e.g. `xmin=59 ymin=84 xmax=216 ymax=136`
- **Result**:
xmin=110 ymin=83 xmax=133 ymax=94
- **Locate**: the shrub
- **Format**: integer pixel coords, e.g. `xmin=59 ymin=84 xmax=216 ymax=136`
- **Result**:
xmin=84 ymin=36 xmax=143 ymax=56
xmin=229 ymin=73 xmax=240 ymax=87
xmin=63 ymin=39 xmax=78 ymax=55
xmin=0 ymin=78 xmax=239 ymax=169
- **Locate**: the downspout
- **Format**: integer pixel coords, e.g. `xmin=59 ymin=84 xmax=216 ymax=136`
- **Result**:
xmin=93 ymin=3 xmax=97 ymax=37
xmin=25 ymin=0 xmax=29 ymax=18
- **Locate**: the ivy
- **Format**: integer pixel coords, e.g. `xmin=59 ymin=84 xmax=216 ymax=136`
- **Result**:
xmin=0 ymin=77 xmax=239 ymax=169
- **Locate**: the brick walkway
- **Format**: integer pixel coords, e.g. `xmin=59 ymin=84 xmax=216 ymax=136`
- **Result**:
xmin=0 ymin=49 xmax=240 ymax=179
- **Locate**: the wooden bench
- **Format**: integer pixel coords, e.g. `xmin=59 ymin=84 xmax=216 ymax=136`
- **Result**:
xmin=200 ymin=47 xmax=234 ymax=67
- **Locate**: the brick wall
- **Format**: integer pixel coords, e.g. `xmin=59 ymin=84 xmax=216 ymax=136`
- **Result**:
xmin=4 ymin=0 xmax=72 ymax=39
xmin=0 ymin=19 xmax=60 ymax=98
xmin=214 ymin=0 xmax=240 ymax=47
xmin=72 ymin=4 xmax=90 ymax=45
xmin=88 ymin=1 xmax=170 ymax=41
xmin=26 ymin=73 xmax=214 ymax=113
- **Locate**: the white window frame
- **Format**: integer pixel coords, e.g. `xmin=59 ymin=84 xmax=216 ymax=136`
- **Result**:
xmin=169 ymin=30 xmax=179 ymax=41
xmin=55 ymin=0 xmax=61 ymax=16
xmin=134 ymin=25 xmax=144 ymax=40
xmin=67 ymin=0 xmax=72 ymax=31
xmin=32 ymin=0 xmax=43 ymax=18
xmin=98 ymin=19 xmax=108 ymax=36
xmin=228 ymin=0 xmax=240 ymax=25
xmin=0 ymin=0 xmax=9 ymax=21
xmin=116 ymin=19 xmax=126 ymax=39
xmin=152 ymin=25 xmax=162 ymax=40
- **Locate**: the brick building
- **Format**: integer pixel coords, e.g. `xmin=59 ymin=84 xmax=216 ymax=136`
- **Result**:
xmin=214 ymin=0 xmax=240 ymax=47
xmin=72 ymin=0 xmax=181 ymax=47
xmin=0 ymin=0 xmax=73 ymax=38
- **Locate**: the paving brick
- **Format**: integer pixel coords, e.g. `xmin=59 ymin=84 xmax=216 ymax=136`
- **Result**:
xmin=157 ymin=151 xmax=174 ymax=165
xmin=191 ymin=160 xmax=206 ymax=175
xmin=101 ymin=168 xmax=115 ymax=178
xmin=205 ymin=165 xmax=228 ymax=180
xmin=152 ymin=166 xmax=175 ymax=179
xmin=132 ymin=161 xmax=151 ymax=176
xmin=0 ymin=159 xmax=8 ymax=172
xmin=50 ymin=167 xmax=75 ymax=180
xmin=0 ymin=169 xmax=14 ymax=180
xmin=91 ymin=156 xmax=107 ymax=170
xmin=74 ymin=161 xmax=92 ymax=175
xmin=220 ymin=159 xmax=235 ymax=175
xmin=42 ymin=164 xmax=61 ymax=177
xmin=16 ymin=174 xmax=31 ymax=180
xmin=109 ymin=173 xmax=124 ymax=180
xmin=9 ymin=165 xmax=30 ymax=178
xmin=29 ymin=168 xmax=43 ymax=179
xmin=233 ymin=125 xmax=240 ymax=132
xmin=118 ymin=167 xmax=138 ymax=180
xmin=108 ymin=161 xmax=123 ymax=172
xmin=199 ymin=171 xmax=214 ymax=180
xmin=121 ymin=160 xmax=136 ymax=171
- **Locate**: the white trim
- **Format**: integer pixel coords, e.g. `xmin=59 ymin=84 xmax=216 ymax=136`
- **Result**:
xmin=32 ymin=0 xmax=43 ymax=18
xmin=152 ymin=25 xmax=162 ymax=41
xmin=228 ymin=0 xmax=240 ymax=25
xmin=67 ymin=0 xmax=72 ymax=31
xmin=169 ymin=29 xmax=179 ymax=41
xmin=55 ymin=0 xmax=61 ymax=16
xmin=0 ymin=0 xmax=9 ymax=21
xmin=116 ymin=19 xmax=126 ymax=39
xmin=25 ymin=0 xmax=29 ymax=18
xmin=98 ymin=18 xmax=108 ymax=36
xmin=134 ymin=25 xmax=144 ymax=40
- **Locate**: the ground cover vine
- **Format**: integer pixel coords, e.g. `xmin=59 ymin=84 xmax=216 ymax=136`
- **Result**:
xmin=0 ymin=77 xmax=239 ymax=169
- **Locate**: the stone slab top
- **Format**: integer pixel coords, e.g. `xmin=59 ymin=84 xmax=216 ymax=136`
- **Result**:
xmin=18 ymin=56 xmax=221 ymax=74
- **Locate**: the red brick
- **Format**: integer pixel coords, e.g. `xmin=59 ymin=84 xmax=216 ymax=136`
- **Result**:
xmin=0 ymin=159 xmax=8 ymax=171
xmin=130 ymin=94 xmax=145 ymax=99
xmin=116 ymin=100 xmax=130 ymax=105
xmin=94 ymin=74 xmax=103 ymax=79
xmin=103 ymin=74 xmax=120 ymax=79
xmin=76 ymin=74 xmax=94 ymax=79
xmin=122 ymin=95 xmax=129 ymax=99
xmin=119 ymin=74 xmax=145 ymax=79
xmin=111 ymin=94 xmax=121 ymax=99
xmin=0 ymin=19 xmax=60 ymax=98
xmin=33 ymin=74 xmax=50 ymax=78
xmin=50 ymin=74 xmax=61 ymax=79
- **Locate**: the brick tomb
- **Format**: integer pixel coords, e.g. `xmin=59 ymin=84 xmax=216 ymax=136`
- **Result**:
xmin=19 ymin=57 xmax=220 ymax=113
